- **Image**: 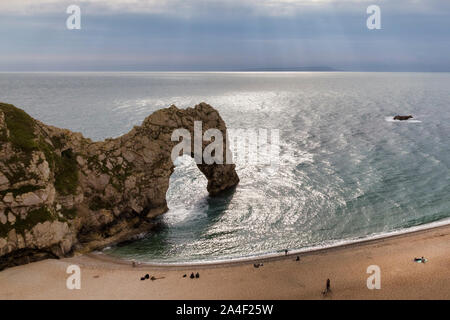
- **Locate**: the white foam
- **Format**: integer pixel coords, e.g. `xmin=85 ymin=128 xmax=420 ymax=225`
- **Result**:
xmin=108 ymin=217 xmax=450 ymax=267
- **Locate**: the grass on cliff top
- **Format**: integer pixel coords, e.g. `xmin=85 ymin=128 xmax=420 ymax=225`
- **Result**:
xmin=0 ymin=102 xmax=79 ymax=196
xmin=0 ymin=103 xmax=38 ymax=151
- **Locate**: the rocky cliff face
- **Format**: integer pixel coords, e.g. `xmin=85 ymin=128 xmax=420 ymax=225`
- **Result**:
xmin=0 ymin=102 xmax=239 ymax=270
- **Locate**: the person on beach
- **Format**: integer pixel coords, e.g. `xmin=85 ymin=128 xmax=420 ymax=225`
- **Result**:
xmin=322 ymin=279 xmax=331 ymax=295
xmin=140 ymin=274 xmax=150 ymax=281
xmin=285 ymin=249 xmax=288 ymax=256
xmin=414 ymin=256 xmax=427 ymax=263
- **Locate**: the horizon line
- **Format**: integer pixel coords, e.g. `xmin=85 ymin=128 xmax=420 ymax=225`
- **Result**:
xmin=1 ymin=70 xmax=450 ymax=73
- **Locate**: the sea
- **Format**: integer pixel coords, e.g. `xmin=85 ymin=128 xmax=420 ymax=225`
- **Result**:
xmin=1 ymin=72 xmax=449 ymax=263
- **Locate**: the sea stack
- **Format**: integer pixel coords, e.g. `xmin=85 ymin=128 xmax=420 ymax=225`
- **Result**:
xmin=393 ymin=115 xmax=413 ymax=121
xmin=0 ymin=102 xmax=239 ymax=270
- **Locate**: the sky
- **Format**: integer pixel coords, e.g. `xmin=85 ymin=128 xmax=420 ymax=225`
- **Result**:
xmin=0 ymin=0 xmax=449 ymax=71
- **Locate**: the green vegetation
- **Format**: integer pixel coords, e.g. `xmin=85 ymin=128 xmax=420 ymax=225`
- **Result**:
xmin=54 ymin=149 xmax=79 ymax=195
xmin=0 ymin=212 xmax=11 ymax=238
xmin=0 ymin=206 xmax=56 ymax=238
xmin=0 ymin=221 xmax=9 ymax=238
xmin=50 ymin=135 xmax=65 ymax=150
xmin=15 ymin=206 xmax=56 ymax=235
xmin=0 ymin=125 xmax=7 ymax=141
xmin=87 ymin=154 xmax=110 ymax=175
xmin=0 ymin=103 xmax=79 ymax=196
xmin=2 ymin=156 xmax=31 ymax=185
xmin=89 ymin=195 xmax=112 ymax=211
xmin=87 ymin=154 xmax=133 ymax=192
xmin=60 ymin=207 xmax=77 ymax=220
xmin=0 ymin=103 xmax=37 ymax=151
xmin=109 ymin=163 xmax=133 ymax=192
xmin=0 ymin=185 xmax=41 ymax=197
xmin=0 ymin=104 xmax=81 ymax=239
xmin=36 ymin=138 xmax=79 ymax=195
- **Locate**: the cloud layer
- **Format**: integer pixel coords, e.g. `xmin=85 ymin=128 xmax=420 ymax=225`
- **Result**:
xmin=2 ymin=0 xmax=449 ymax=16
xmin=0 ymin=0 xmax=449 ymax=71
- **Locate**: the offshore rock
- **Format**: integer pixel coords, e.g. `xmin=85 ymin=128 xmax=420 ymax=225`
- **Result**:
xmin=393 ymin=115 xmax=413 ymax=121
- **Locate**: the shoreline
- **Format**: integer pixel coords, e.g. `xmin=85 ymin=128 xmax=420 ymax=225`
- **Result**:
xmin=96 ymin=217 xmax=450 ymax=268
xmin=0 ymin=221 xmax=449 ymax=299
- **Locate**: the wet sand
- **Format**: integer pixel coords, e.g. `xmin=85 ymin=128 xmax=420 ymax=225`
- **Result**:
xmin=0 ymin=224 xmax=449 ymax=299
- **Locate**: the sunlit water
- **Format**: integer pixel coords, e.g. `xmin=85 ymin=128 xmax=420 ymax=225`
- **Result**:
xmin=1 ymin=72 xmax=449 ymax=263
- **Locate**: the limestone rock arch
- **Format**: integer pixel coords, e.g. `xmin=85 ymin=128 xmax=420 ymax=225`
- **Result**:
xmin=0 ymin=102 xmax=239 ymax=268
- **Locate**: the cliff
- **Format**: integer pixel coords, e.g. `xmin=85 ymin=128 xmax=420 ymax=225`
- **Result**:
xmin=0 ymin=102 xmax=239 ymax=270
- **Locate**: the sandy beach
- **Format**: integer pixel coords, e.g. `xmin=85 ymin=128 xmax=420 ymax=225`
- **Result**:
xmin=0 ymin=224 xmax=449 ymax=300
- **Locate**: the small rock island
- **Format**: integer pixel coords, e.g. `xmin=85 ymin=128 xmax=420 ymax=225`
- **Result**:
xmin=0 ymin=102 xmax=239 ymax=270
xmin=393 ymin=115 xmax=413 ymax=121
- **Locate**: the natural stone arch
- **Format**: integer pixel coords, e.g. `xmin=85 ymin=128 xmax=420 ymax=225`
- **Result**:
xmin=0 ymin=102 xmax=239 ymax=268
xmin=87 ymin=102 xmax=240 ymax=217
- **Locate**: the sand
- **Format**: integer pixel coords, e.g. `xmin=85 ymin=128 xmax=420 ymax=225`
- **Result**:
xmin=0 ymin=224 xmax=449 ymax=300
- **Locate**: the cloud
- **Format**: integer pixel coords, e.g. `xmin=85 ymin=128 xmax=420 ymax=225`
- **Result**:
xmin=0 ymin=0 xmax=449 ymax=71
xmin=1 ymin=0 xmax=449 ymax=17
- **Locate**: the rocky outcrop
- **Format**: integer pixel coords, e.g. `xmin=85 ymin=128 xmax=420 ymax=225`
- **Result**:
xmin=0 ymin=102 xmax=239 ymax=270
xmin=393 ymin=115 xmax=413 ymax=121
